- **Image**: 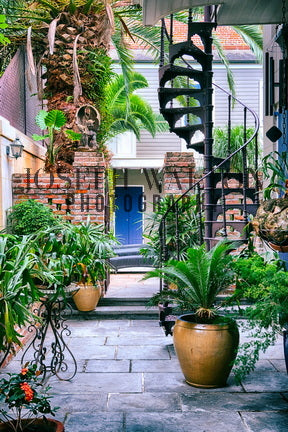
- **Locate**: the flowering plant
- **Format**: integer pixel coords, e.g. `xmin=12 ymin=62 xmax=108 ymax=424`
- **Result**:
xmin=0 ymin=363 xmax=58 ymax=432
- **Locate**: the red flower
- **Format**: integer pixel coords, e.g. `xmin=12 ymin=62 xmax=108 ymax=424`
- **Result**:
xmin=21 ymin=368 xmax=28 ymax=376
xmin=20 ymin=382 xmax=34 ymax=402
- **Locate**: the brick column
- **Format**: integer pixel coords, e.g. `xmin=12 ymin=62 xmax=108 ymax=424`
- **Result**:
xmin=163 ymin=152 xmax=196 ymax=195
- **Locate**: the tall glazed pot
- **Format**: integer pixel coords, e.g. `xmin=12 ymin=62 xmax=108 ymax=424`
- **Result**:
xmin=173 ymin=314 xmax=239 ymax=388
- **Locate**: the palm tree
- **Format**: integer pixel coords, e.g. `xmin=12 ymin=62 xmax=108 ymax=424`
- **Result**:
xmin=0 ymin=2 xmax=262 ymax=159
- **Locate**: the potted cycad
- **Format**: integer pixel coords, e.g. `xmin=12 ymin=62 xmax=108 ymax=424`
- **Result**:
xmin=145 ymin=241 xmax=239 ymax=388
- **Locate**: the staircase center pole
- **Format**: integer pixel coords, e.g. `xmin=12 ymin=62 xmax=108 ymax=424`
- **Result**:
xmin=203 ymin=9 xmax=215 ymax=250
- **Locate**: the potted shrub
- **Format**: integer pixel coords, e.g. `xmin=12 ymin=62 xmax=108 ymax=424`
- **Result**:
xmin=252 ymin=151 xmax=288 ymax=250
xmin=7 ymin=200 xmax=59 ymax=236
xmin=145 ymin=241 xmax=239 ymax=388
xmin=57 ymin=220 xmax=116 ymax=311
xmin=0 ymin=363 xmax=63 ymax=431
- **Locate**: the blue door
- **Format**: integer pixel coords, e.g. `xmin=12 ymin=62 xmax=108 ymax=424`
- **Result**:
xmin=115 ymin=187 xmax=143 ymax=245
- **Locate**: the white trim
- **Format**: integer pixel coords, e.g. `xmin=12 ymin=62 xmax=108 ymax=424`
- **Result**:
xmin=111 ymin=158 xmax=164 ymax=169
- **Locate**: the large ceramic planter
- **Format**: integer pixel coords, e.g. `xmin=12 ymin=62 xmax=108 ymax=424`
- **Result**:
xmin=0 ymin=418 xmax=64 ymax=431
xmin=71 ymin=282 xmax=101 ymax=312
xmin=173 ymin=314 xmax=239 ymax=388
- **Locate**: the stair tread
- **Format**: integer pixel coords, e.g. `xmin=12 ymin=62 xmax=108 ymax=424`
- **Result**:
xmin=161 ymin=107 xmax=204 ymax=114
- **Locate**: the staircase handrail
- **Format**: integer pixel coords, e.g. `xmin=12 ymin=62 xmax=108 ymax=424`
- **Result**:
xmin=160 ymin=83 xmax=260 ymax=220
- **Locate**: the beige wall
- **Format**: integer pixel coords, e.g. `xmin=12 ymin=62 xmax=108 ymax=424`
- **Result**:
xmin=0 ymin=116 xmax=45 ymax=229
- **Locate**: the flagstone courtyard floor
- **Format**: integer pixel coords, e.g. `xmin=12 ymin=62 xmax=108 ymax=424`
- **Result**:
xmin=2 ymin=273 xmax=288 ymax=431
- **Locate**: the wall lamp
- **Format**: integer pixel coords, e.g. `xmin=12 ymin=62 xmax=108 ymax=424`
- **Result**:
xmin=6 ymin=138 xmax=24 ymax=159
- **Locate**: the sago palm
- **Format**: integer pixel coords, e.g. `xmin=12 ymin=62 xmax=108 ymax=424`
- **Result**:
xmin=145 ymin=241 xmax=236 ymax=321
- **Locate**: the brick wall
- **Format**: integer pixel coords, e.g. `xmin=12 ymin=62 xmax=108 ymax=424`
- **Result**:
xmin=12 ymin=151 xmax=107 ymax=224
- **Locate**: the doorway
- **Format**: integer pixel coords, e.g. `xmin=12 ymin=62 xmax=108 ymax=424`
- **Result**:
xmin=114 ymin=186 xmax=144 ymax=245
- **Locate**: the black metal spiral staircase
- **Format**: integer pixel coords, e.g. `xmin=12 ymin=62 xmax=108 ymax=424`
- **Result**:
xmin=158 ymin=12 xmax=260 ymax=266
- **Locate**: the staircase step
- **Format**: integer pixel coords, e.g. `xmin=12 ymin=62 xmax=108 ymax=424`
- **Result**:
xmin=160 ymin=107 xmax=204 ymax=129
xmin=186 ymin=140 xmax=205 ymax=153
xmin=158 ymin=88 xmax=206 ymax=108
xmin=211 ymin=203 xmax=258 ymax=218
xmin=109 ymin=255 xmax=153 ymax=271
xmin=159 ymin=64 xmax=206 ymax=88
xmin=213 ymin=187 xmax=256 ymax=202
xmin=171 ymin=124 xmax=205 ymax=147
xmin=169 ymin=40 xmax=211 ymax=66
xmin=211 ymin=172 xmax=245 ymax=186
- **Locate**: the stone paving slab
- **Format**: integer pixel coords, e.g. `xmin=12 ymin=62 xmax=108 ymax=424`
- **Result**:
xmin=68 ymin=336 xmax=107 ymax=347
xmin=106 ymin=336 xmax=170 ymax=346
xmin=143 ymin=372 xmax=243 ymax=393
xmin=131 ymin=359 xmax=181 ymax=373
xmin=241 ymin=371 xmax=288 ymax=392
xmin=51 ymin=393 xmax=107 ymax=414
xmin=241 ymin=412 xmax=288 ymax=432
xmin=107 ymin=392 xmax=182 ymax=412
xmin=65 ymin=413 xmax=124 ymax=432
xmin=181 ymin=392 xmax=288 ymax=412
xmin=70 ymin=344 xmax=116 ymax=360
xmin=85 ymin=359 xmax=130 ymax=373
xmin=50 ymin=372 xmax=143 ymax=394
xmin=125 ymin=412 xmax=246 ymax=432
xmin=271 ymin=360 xmax=288 ymax=373
xmin=116 ymin=345 xmax=171 ymax=360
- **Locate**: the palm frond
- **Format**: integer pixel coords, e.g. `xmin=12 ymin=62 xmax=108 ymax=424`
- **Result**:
xmin=212 ymin=33 xmax=235 ymax=96
xmin=233 ymin=25 xmax=263 ymax=63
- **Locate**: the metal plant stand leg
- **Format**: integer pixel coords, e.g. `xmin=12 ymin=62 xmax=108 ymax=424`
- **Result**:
xmin=21 ymin=297 xmax=77 ymax=381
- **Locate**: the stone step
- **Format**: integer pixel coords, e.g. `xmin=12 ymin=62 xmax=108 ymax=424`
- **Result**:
xmin=69 ymin=305 xmax=159 ymax=320
xmin=99 ymin=297 xmax=149 ymax=306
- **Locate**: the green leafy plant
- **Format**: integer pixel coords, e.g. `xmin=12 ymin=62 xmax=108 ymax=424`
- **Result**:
xmin=0 ymin=363 xmax=58 ymax=432
xmin=0 ymin=14 xmax=10 ymax=46
xmin=261 ymin=151 xmax=288 ymax=199
xmin=231 ymin=252 xmax=288 ymax=382
xmin=0 ymin=234 xmax=40 ymax=360
xmin=145 ymin=241 xmax=235 ymax=321
xmin=213 ymin=125 xmax=259 ymax=173
xmin=141 ymin=194 xmax=203 ymax=266
xmin=7 ymin=200 xmax=58 ymax=236
xmin=32 ymin=110 xmax=81 ymax=172
xmin=35 ymin=219 xmax=116 ymax=286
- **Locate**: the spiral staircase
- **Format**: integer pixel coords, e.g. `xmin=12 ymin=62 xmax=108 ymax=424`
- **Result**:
xmin=157 ymin=12 xmax=260 ymax=263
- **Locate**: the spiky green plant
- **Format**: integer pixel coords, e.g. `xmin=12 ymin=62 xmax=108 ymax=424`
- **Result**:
xmin=145 ymin=241 xmax=236 ymax=321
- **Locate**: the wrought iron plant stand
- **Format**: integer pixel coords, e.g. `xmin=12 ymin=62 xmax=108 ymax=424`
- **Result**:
xmin=21 ymin=288 xmax=77 ymax=381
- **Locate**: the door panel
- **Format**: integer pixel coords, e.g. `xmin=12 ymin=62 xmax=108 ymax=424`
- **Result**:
xmin=115 ymin=186 xmax=143 ymax=245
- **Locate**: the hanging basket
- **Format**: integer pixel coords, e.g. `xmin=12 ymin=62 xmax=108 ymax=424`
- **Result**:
xmin=252 ymin=198 xmax=288 ymax=248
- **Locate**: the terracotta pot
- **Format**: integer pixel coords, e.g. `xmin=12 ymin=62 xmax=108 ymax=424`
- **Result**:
xmin=268 ymin=242 xmax=288 ymax=253
xmin=173 ymin=314 xmax=239 ymax=388
xmin=71 ymin=283 xmax=101 ymax=312
xmin=0 ymin=418 xmax=64 ymax=432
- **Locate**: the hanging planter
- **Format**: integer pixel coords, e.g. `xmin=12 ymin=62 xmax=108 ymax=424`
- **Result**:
xmin=252 ymin=198 xmax=288 ymax=250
